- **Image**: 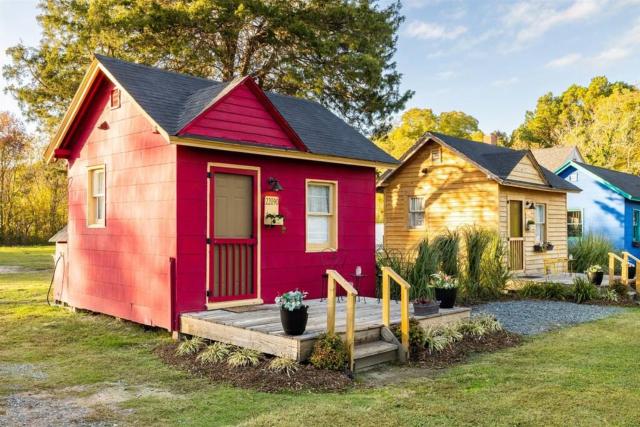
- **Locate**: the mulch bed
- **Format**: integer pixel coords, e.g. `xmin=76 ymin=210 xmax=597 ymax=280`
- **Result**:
xmin=411 ymin=330 xmax=523 ymax=369
xmin=155 ymin=343 xmax=353 ymax=393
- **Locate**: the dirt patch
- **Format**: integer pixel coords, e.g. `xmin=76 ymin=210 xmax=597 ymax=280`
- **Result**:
xmin=0 ymin=363 xmax=47 ymax=380
xmin=412 ymin=330 xmax=523 ymax=369
xmin=0 ymin=383 xmax=180 ymax=427
xmin=155 ymin=343 xmax=353 ymax=393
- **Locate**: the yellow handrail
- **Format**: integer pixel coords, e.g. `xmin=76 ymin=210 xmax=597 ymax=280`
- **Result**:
xmin=380 ymin=266 xmax=411 ymax=358
xmin=326 ymin=269 xmax=358 ymax=371
xmin=608 ymin=252 xmax=629 ymax=285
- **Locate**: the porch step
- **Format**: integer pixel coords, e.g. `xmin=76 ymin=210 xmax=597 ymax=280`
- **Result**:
xmin=353 ymin=340 xmax=398 ymax=372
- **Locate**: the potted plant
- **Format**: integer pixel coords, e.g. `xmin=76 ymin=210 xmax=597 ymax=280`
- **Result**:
xmin=586 ymin=265 xmax=604 ymax=286
xmin=544 ymin=242 xmax=554 ymax=251
xmin=410 ymin=278 xmax=439 ymax=316
xmin=526 ymin=219 xmax=535 ymax=231
xmin=431 ymin=272 xmax=458 ymax=309
xmin=533 ymin=243 xmax=545 ymax=253
xmin=275 ymin=290 xmax=308 ymax=335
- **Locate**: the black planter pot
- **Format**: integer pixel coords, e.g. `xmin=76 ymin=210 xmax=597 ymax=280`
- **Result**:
xmin=280 ymin=306 xmax=308 ymax=335
xmin=434 ymin=287 xmax=457 ymax=309
xmin=587 ymin=271 xmax=604 ymax=286
xmin=413 ymin=301 xmax=439 ymax=316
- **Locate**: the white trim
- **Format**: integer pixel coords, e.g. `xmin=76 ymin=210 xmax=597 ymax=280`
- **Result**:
xmin=305 ymin=179 xmax=338 ymax=253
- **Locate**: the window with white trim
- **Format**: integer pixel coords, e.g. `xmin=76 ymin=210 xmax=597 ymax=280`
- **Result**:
xmin=88 ymin=166 xmax=106 ymax=227
xmin=568 ymin=171 xmax=578 ymax=182
xmin=408 ymin=196 xmax=425 ymax=229
xmin=306 ymin=181 xmax=337 ymax=251
xmin=534 ymin=203 xmax=546 ymax=243
xmin=567 ymin=209 xmax=583 ymax=238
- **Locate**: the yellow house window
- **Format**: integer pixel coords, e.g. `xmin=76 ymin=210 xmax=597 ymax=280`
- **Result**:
xmin=306 ymin=180 xmax=337 ymax=251
xmin=88 ymin=165 xmax=106 ymax=227
xmin=408 ymin=196 xmax=425 ymax=229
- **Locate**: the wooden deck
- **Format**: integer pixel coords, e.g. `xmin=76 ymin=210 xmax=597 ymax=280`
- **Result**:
xmin=180 ymin=297 xmax=470 ymax=361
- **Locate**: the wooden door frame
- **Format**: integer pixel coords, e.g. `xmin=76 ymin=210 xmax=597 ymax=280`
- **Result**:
xmin=206 ymin=162 xmax=262 ymax=309
xmin=507 ymin=198 xmax=525 ymax=272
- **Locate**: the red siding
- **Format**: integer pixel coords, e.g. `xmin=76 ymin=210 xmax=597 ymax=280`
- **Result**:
xmin=180 ymin=83 xmax=298 ymax=149
xmin=175 ymin=146 xmax=376 ymax=314
xmin=65 ymin=78 xmax=176 ymax=329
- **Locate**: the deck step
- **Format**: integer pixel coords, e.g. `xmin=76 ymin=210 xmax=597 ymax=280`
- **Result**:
xmin=353 ymin=340 xmax=398 ymax=372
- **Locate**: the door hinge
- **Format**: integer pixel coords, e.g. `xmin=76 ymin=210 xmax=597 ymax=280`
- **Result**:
xmin=207 ymin=171 xmax=212 ymax=178
xmin=206 ymin=237 xmax=211 ymax=244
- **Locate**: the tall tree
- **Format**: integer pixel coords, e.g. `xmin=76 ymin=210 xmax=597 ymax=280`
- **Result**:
xmin=375 ymin=108 xmax=484 ymax=158
xmin=3 ymin=0 xmax=412 ymax=135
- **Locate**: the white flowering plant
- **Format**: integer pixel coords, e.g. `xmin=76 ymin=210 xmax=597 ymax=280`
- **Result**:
xmin=431 ymin=272 xmax=458 ymax=289
xmin=275 ymin=290 xmax=308 ymax=311
xmin=586 ymin=265 xmax=603 ymax=273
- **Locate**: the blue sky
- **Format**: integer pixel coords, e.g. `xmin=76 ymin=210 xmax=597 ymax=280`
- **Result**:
xmin=2 ymin=0 xmax=640 ymax=134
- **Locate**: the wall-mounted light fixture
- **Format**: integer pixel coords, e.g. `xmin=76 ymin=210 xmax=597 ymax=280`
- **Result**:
xmin=526 ymin=200 xmax=536 ymax=209
xmin=267 ymin=177 xmax=283 ymax=192
xmin=97 ymin=121 xmax=109 ymax=130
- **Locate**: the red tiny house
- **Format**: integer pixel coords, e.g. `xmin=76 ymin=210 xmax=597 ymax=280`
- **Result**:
xmin=46 ymin=55 xmax=397 ymax=332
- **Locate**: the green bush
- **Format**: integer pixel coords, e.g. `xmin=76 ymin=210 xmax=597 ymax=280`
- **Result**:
xmin=432 ymin=230 xmax=460 ymax=276
xmin=376 ymin=247 xmax=415 ymax=300
xmin=227 ymin=347 xmax=261 ymax=368
xmin=609 ymin=280 xmax=629 ymax=299
xmin=519 ymin=282 xmax=569 ymax=300
xmin=196 ymin=342 xmax=231 ymax=364
xmin=309 ymin=333 xmax=348 ymax=371
xmin=569 ymin=234 xmax=614 ymax=273
xmin=175 ymin=337 xmax=205 ymax=356
xmin=600 ymin=289 xmax=620 ymax=303
xmin=478 ymin=233 xmax=511 ymax=299
xmin=267 ymin=357 xmax=300 ymax=377
xmin=392 ymin=318 xmax=426 ymax=348
xmin=408 ymin=239 xmax=438 ymax=301
xmin=572 ymin=277 xmax=599 ymax=304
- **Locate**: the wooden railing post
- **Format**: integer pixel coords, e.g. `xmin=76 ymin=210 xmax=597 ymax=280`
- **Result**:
xmin=326 ymin=273 xmax=336 ymax=334
xmin=400 ymin=285 xmax=410 ymax=353
xmin=609 ymin=252 xmax=615 ymax=281
xmin=623 ymin=252 xmax=629 ymax=285
xmin=382 ymin=267 xmax=390 ymax=326
xmin=345 ymin=292 xmax=356 ymax=371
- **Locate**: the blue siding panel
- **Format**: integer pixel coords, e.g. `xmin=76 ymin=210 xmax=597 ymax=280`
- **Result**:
xmin=558 ymin=166 xmax=626 ymax=249
xmin=624 ymin=199 xmax=640 ymax=258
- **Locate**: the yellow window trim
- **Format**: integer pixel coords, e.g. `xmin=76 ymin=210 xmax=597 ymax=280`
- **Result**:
xmin=87 ymin=164 xmax=106 ymax=228
xmin=305 ymin=179 xmax=338 ymax=253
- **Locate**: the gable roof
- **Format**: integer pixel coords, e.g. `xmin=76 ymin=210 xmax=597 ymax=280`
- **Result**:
xmin=378 ymin=131 xmax=580 ymax=192
xmin=531 ymin=146 xmax=584 ymax=172
xmin=557 ymin=161 xmax=640 ymax=200
xmin=48 ymin=225 xmax=68 ymax=243
xmin=45 ymin=54 xmax=397 ymax=167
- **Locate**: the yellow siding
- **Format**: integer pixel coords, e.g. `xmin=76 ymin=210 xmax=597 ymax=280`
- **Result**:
xmin=507 ymin=155 xmax=547 ymax=185
xmin=498 ymin=186 xmax=568 ymax=274
xmin=382 ymin=140 xmax=499 ymax=253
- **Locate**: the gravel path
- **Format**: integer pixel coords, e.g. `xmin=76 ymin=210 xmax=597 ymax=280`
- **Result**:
xmin=472 ymin=300 xmax=624 ymax=335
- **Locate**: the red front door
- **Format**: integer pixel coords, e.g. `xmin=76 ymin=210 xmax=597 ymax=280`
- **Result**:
xmin=208 ymin=165 xmax=258 ymax=302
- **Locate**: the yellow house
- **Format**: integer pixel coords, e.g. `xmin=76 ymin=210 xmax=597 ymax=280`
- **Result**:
xmin=377 ymin=132 xmax=581 ymax=275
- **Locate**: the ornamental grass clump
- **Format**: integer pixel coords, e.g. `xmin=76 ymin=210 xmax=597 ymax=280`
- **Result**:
xmin=600 ymin=289 xmax=620 ymax=303
xmin=609 ymin=280 xmax=629 ymax=299
xmin=569 ymin=234 xmax=614 ymax=273
xmin=196 ymin=342 xmax=231 ymax=364
xmin=572 ymin=277 xmax=599 ymax=304
xmin=309 ymin=333 xmax=348 ymax=371
xmin=519 ymin=281 xmax=569 ymax=300
xmin=175 ymin=336 xmax=205 ymax=356
xmin=227 ymin=347 xmax=261 ymax=368
xmin=267 ymin=357 xmax=300 ymax=377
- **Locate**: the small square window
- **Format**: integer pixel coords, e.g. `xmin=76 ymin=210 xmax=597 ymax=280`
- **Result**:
xmin=110 ymin=88 xmax=121 ymax=109
xmin=431 ymin=148 xmax=441 ymax=163
xmin=568 ymin=172 xmax=578 ymax=182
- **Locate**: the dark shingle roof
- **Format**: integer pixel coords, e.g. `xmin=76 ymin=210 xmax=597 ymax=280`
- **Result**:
xmin=572 ymin=162 xmax=640 ymax=199
xmin=95 ymin=55 xmax=397 ymax=165
xmin=378 ymin=131 xmax=579 ymax=192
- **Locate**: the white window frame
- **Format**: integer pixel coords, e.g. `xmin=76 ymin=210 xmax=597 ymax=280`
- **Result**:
xmin=87 ymin=165 xmax=106 ymax=228
xmin=534 ymin=203 xmax=546 ymax=243
xmin=408 ymin=196 xmax=425 ymax=230
xmin=568 ymin=171 xmax=578 ymax=182
xmin=305 ymin=179 xmax=338 ymax=252
xmin=567 ymin=209 xmax=583 ymax=238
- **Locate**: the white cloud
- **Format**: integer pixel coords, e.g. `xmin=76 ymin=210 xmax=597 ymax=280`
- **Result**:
xmin=546 ymin=53 xmax=583 ymax=68
xmin=594 ymin=47 xmax=632 ymax=61
xmin=505 ymin=0 xmax=603 ymax=46
xmin=491 ymin=77 xmax=520 ymax=87
xmin=405 ymin=20 xmax=467 ymax=40
xmin=436 ymin=71 xmax=456 ymax=80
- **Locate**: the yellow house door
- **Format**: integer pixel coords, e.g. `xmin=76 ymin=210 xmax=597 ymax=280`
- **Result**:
xmin=508 ymin=200 xmax=524 ymax=271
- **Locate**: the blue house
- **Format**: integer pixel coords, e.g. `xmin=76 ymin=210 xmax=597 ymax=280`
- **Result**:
xmin=556 ymin=161 xmax=640 ymax=258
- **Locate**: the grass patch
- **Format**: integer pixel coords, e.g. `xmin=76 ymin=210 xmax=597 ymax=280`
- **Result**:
xmin=2 ymin=246 xmax=640 ymax=426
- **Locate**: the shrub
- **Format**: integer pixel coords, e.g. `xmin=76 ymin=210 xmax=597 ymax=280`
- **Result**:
xmin=392 ymin=318 xmax=426 ymax=348
xmin=175 ymin=337 xmax=205 ymax=356
xmin=432 ymin=230 xmax=460 ymax=276
xmin=268 ymin=357 xmax=300 ymax=377
xmin=227 ymin=347 xmax=261 ymax=368
xmin=408 ymin=239 xmax=439 ymax=301
xmin=600 ymin=289 xmax=619 ymax=303
xmin=479 ymin=233 xmax=511 ymax=299
xmin=460 ymin=226 xmax=492 ymax=296
xmin=609 ymin=280 xmax=629 ymax=299
xmin=519 ymin=282 xmax=569 ymax=300
xmin=569 ymin=234 xmax=614 ymax=273
xmin=572 ymin=277 xmax=598 ymax=304
xmin=423 ymin=326 xmax=452 ymax=352
xmin=309 ymin=333 xmax=348 ymax=371
xmin=473 ymin=314 xmax=503 ymax=334
xmin=196 ymin=342 xmax=231 ymax=364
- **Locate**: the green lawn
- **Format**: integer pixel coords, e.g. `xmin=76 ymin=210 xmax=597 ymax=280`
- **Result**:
xmin=2 ymin=246 xmax=640 ymax=426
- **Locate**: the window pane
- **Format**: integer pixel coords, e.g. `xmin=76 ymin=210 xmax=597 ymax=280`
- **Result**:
xmin=95 ymin=196 xmax=104 ymax=221
xmin=308 ymin=185 xmax=329 ymax=213
xmin=409 ymin=212 xmax=424 ymax=228
xmin=307 ymin=216 xmax=329 ymax=243
xmin=536 ymin=224 xmax=545 ymax=243
xmin=92 ymin=170 xmax=104 ymax=197
xmin=535 ymin=205 xmax=545 ymax=223
xmin=409 ymin=197 xmax=423 ymax=212
xmin=634 ymin=210 xmax=640 ymax=242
